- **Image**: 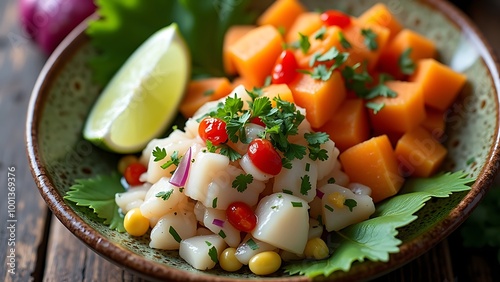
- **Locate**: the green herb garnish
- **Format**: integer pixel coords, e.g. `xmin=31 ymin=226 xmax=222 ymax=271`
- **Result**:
xmin=232 ymin=173 xmax=253 ymax=192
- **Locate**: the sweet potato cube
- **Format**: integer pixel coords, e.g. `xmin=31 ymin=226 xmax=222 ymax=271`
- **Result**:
xmin=421 ymin=107 xmax=446 ymax=140
xmin=368 ymin=81 xmax=426 ymax=134
xmin=395 ymin=126 xmax=448 ymax=177
xmin=223 ymin=25 xmax=255 ymax=76
xmin=341 ymin=19 xmax=391 ymax=71
xmin=229 ymin=25 xmax=284 ymax=87
xmin=285 ymin=12 xmax=323 ymax=43
xmin=257 ymin=0 xmax=306 ymax=34
xmin=289 ymin=71 xmax=346 ymax=128
xmin=318 ymin=99 xmax=370 ymax=152
xmin=357 ymin=3 xmax=403 ymax=40
xmin=339 ymin=135 xmax=405 ymax=203
xmin=261 ymin=83 xmax=295 ymax=107
xmin=409 ymin=58 xmax=467 ymax=111
xmin=294 ymin=25 xmax=343 ymax=68
xmin=180 ymin=77 xmax=233 ymax=118
xmin=377 ymin=29 xmax=437 ymax=79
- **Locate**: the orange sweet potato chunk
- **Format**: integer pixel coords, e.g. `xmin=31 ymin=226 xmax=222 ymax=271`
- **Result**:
xmin=409 ymin=58 xmax=467 ymax=111
xmin=368 ymin=81 xmax=426 ymax=134
xmin=357 ymin=3 xmax=403 ymax=40
xmin=289 ymin=71 xmax=346 ymax=128
xmin=257 ymin=0 xmax=306 ymax=34
xmin=223 ymin=25 xmax=255 ymax=76
xmin=294 ymin=25 xmax=343 ymax=68
xmin=229 ymin=25 xmax=284 ymax=87
xmin=421 ymin=107 xmax=446 ymax=140
xmin=318 ymin=99 xmax=370 ymax=152
xmin=180 ymin=77 xmax=233 ymax=118
xmin=261 ymin=83 xmax=295 ymax=107
xmin=377 ymin=29 xmax=437 ymax=79
xmin=395 ymin=126 xmax=447 ymax=177
xmin=339 ymin=135 xmax=405 ymax=203
xmin=285 ymin=12 xmax=323 ymax=43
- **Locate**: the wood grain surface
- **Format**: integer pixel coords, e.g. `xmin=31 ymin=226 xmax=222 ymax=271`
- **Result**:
xmin=1 ymin=0 xmax=499 ymax=281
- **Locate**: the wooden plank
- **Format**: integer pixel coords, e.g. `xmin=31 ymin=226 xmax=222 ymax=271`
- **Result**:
xmin=0 ymin=0 xmax=51 ymax=281
xmin=43 ymin=217 xmax=146 ymax=282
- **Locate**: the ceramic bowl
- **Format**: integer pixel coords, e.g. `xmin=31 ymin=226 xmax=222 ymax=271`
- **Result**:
xmin=26 ymin=0 xmax=500 ymax=281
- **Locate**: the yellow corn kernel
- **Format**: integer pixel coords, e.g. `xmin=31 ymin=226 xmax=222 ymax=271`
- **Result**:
xmin=124 ymin=208 xmax=149 ymax=236
xmin=118 ymin=155 xmax=139 ymax=174
xmin=248 ymin=251 xmax=282 ymax=276
xmin=304 ymin=237 xmax=329 ymax=260
xmin=328 ymin=192 xmax=345 ymax=209
xmin=219 ymin=248 xmax=243 ymax=272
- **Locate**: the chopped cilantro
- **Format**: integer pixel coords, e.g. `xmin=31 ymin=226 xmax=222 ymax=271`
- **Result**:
xmin=305 ymin=132 xmax=329 ymax=145
xmin=219 ymin=145 xmax=242 ymax=161
xmin=212 ymin=197 xmax=218 ymax=208
xmin=363 ymin=73 xmax=397 ymax=99
xmin=156 ymin=190 xmax=173 ymax=201
xmin=361 ymin=28 xmax=378 ymax=51
xmin=341 ymin=63 xmax=373 ymax=96
xmin=327 ymin=177 xmax=336 ymax=184
xmin=247 ymin=238 xmax=259 ymax=250
xmin=206 ymin=241 xmax=218 ymax=263
xmin=298 ymin=32 xmax=311 ymax=54
xmin=218 ymin=230 xmax=227 ymax=239
xmin=399 ymin=48 xmax=416 ymax=75
xmin=277 ymin=26 xmax=286 ymax=36
xmin=160 ymin=150 xmax=180 ymax=170
xmin=282 ymin=158 xmax=292 ymax=169
xmin=339 ymin=31 xmax=352 ymax=49
xmin=325 ymin=204 xmax=334 ymax=212
xmin=291 ymin=201 xmax=303 ymax=208
xmin=299 ymin=65 xmax=333 ymax=81
xmin=152 ymin=146 xmax=167 ymax=162
xmin=300 ymin=175 xmax=312 ymax=195
xmin=232 ymin=173 xmax=253 ymax=192
xmin=314 ymin=26 xmax=327 ymax=40
xmin=203 ymin=89 xmax=215 ymax=96
xmin=366 ymin=102 xmax=385 ymax=114
xmin=271 ymin=205 xmax=279 ymax=210
xmin=305 ymin=163 xmax=311 ymax=172
xmin=169 ymin=226 xmax=182 ymax=243
xmin=344 ymin=199 xmax=358 ymax=212
xmin=283 ymin=189 xmax=294 ymax=195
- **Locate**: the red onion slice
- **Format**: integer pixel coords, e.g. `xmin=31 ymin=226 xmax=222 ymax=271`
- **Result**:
xmin=316 ymin=189 xmax=325 ymax=199
xmin=212 ymin=218 xmax=225 ymax=228
xmin=169 ymin=147 xmax=192 ymax=187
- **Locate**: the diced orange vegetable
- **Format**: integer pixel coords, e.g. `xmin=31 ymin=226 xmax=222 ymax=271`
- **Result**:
xmin=317 ymin=99 xmax=370 ymax=152
xmin=285 ymin=12 xmax=323 ymax=43
xmin=377 ymin=29 xmax=437 ymax=79
xmin=339 ymin=135 xmax=404 ymax=203
xmin=341 ymin=19 xmax=390 ymax=71
xmin=357 ymin=3 xmax=403 ymax=40
xmin=231 ymin=77 xmax=259 ymax=90
xmin=261 ymin=83 xmax=295 ymax=107
xmin=409 ymin=58 xmax=467 ymax=111
xmin=395 ymin=126 xmax=447 ymax=177
xmin=229 ymin=25 xmax=284 ymax=87
xmin=368 ymin=81 xmax=426 ymax=134
xmin=421 ymin=107 xmax=446 ymax=140
xmin=257 ymin=0 xmax=306 ymax=34
xmin=223 ymin=25 xmax=255 ymax=76
xmin=179 ymin=77 xmax=233 ymax=118
xmin=289 ymin=71 xmax=346 ymax=128
xmin=294 ymin=25 xmax=343 ymax=68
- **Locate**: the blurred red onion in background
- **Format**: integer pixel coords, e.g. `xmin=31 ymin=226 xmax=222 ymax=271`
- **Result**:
xmin=19 ymin=0 xmax=96 ymax=55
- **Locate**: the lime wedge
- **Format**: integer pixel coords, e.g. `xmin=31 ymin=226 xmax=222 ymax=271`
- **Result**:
xmin=84 ymin=23 xmax=190 ymax=153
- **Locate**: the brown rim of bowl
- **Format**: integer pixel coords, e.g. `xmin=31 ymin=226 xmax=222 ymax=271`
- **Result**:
xmin=25 ymin=1 xmax=500 ymax=281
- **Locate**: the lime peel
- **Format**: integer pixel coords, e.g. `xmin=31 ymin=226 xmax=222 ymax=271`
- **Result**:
xmin=84 ymin=23 xmax=190 ymax=153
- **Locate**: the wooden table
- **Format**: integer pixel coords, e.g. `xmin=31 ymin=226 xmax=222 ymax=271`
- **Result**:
xmin=1 ymin=0 xmax=499 ymax=281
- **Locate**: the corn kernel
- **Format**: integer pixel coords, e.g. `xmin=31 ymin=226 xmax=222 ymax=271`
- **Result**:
xmin=219 ymin=248 xmax=243 ymax=272
xmin=328 ymin=192 xmax=346 ymax=209
xmin=124 ymin=208 xmax=149 ymax=236
xmin=118 ymin=155 xmax=139 ymax=175
xmin=248 ymin=251 xmax=281 ymax=276
xmin=304 ymin=237 xmax=329 ymax=260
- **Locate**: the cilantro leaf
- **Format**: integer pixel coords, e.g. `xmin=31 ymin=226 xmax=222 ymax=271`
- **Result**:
xmin=206 ymin=242 xmax=219 ymax=263
xmin=305 ymin=132 xmax=329 ymax=145
xmin=399 ymin=48 xmax=416 ymax=75
xmin=152 ymin=146 xmax=167 ymax=162
xmin=300 ymin=175 xmax=312 ymax=195
xmin=160 ymin=150 xmax=180 ymax=170
xmin=232 ymin=173 xmax=253 ymax=192
xmin=361 ymin=28 xmax=378 ymax=51
xmin=64 ymin=173 xmax=126 ymax=232
xmin=219 ymin=145 xmax=242 ymax=161
xmin=339 ymin=31 xmax=352 ymax=49
xmin=285 ymin=171 xmax=474 ymax=277
xmin=298 ymin=32 xmax=311 ymax=54
xmin=156 ymin=190 xmax=173 ymax=200
xmin=314 ymin=26 xmax=327 ymax=40
xmin=344 ymin=199 xmax=357 ymax=212
xmin=87 ymin=0 xmax=255 ymax=84
xmin=366 ymin=102 xmax=385 ymax=114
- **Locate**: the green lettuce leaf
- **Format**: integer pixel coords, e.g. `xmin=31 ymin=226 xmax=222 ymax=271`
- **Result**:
xmin=284 ymin=171 xmax=474 ymax=277
xmin=87 ymin=0 xmax=255 ymax=85
xmin=64 ymin=173 xmax=126 ymax=232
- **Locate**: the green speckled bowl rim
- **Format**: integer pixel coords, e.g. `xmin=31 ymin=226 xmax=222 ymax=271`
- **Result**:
xmin=26 ymin=0 xmax=500 ymax=281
